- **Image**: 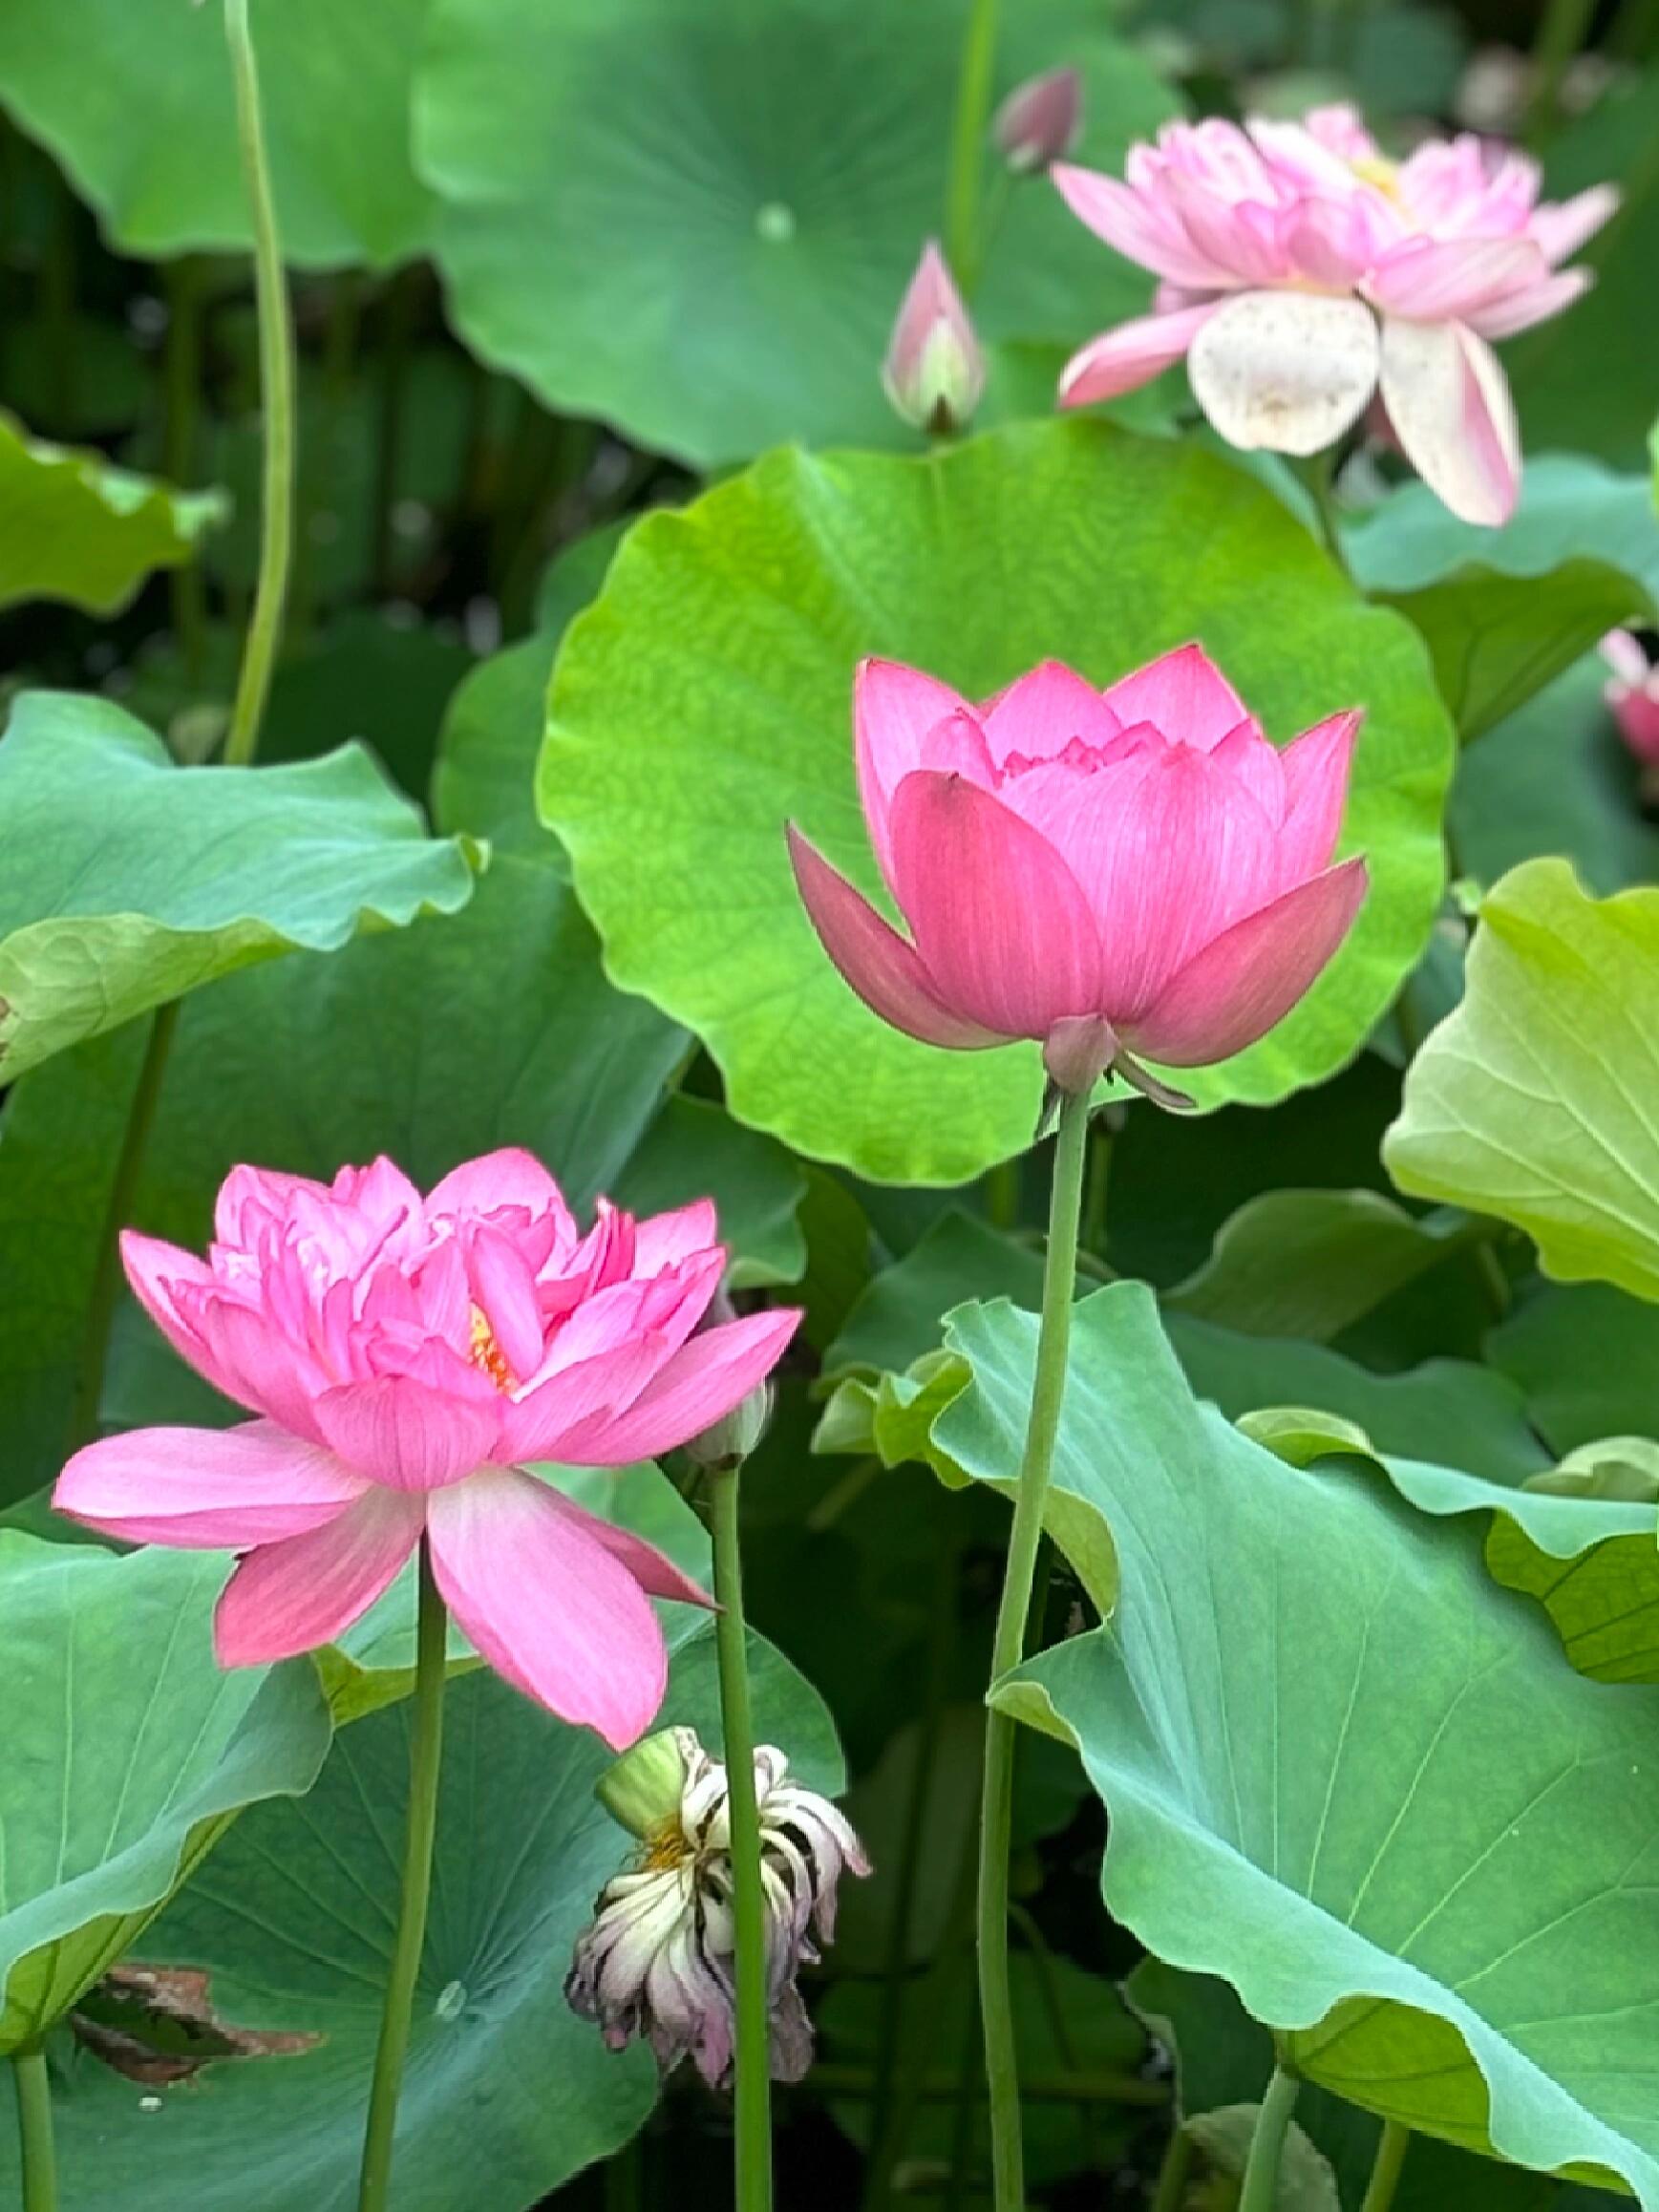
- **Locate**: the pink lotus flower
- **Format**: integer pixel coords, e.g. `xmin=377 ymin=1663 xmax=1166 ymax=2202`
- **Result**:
xmin=1602 ymin=629 xmax=1659 ymax=767
xmin=54 ymin=1152 xmax=800 ymax=1750
xmin=883 ymin=241 xmax=986 ymax=436
xmin=787 ymin=646 xmax=1368 ymax=1101
xmin=1054 ymin=104 xmax=1616 ymax=526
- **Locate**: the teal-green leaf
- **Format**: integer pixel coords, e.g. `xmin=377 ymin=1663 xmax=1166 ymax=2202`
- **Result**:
xmin=1488 ymin=1283 xmax=1659 ymax=1452
xmin=1347 ymin=458 xmax=1659 ymax=740
xmin=940 ymin=1282 xmax=1659 ymax=2194
xmin=0 ymin=414 xmax=223 ymax=612
xmin=0 ymin=0 xmax=435 ymax=266
xmin=0 ymin=1584 xmax=839 ymax=2207
xmin=415 ymin=0 xmax=1176 ymax=467
xmin=0 ymin=691 xmax=479 ymax=1083
xmin=0 ymin=1536 xmax=331 ymax=2052
xmin=1385 ymin=859 xmax=1659 ymax=1301
xmin=542 ymin=421 xmax=1453 ymax=1181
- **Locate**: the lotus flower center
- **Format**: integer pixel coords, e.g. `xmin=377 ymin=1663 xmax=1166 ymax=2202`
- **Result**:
xmin=1349 ymin=152 xmax=1404 ymax=204
xmin=642 ymin=1822 xmax=692 ymax=1874
xmin=1001 ymin=734 xmax=1118 ymax=780
xmin=468 ymin=1304 xmax=516 ymax=1392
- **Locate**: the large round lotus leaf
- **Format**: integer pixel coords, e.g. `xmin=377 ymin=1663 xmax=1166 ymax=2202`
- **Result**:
xmin=1 ymin=1500 xmax=843 ymax=2211
xmin=0 ymin=1536 xmax=331 ymax=2052
xmin=939 ymin=1283 xmax=1659 ymax=2197
xmin=415 ymin=0 xmax=1177 ymax=467
xmin=541 ymin=420 xmax=1454 ymax=1182
xmin=0 ymin=0 xmax=434 ymax=266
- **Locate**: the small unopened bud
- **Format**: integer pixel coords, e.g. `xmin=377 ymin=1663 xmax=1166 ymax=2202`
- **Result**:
xmin=1602 ymin=628 xmax=1659 ymax=783
xmin=993 ymin=67 xmax=1083 ymax=173
xmin=882 ymin=242 xmax=986 ymax=436
xmin=596 ymin=1727 xmax=691 ymax=1840
xmin=685 ymin=1289 xmax=774 ymax=1469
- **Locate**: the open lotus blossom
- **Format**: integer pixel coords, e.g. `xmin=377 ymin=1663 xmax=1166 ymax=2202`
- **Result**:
xmin=1053 ymin=104 xmax=1617 ymax=525
xmin=787 ymin=646 xmax=1368 ymax=1103
xmin=1601 ymin=629 xmax=1659 ymax=771
xmin=53 ymin=1152 xmax=800 ymax=1750
xmin=567 ymin=1726 xmax=869 ymax=2086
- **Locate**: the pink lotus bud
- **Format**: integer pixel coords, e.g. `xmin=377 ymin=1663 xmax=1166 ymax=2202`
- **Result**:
xmin=882 ymin=241 xmax=985 ymax=436
xmin=567 ymin=1726 xmax=870 ymax=2087
xmin=994 ymin=67 xmax=1083 ymax=174
xmin=1601 ymin=629 xmax=1659 ymax=769
xmin=1052 ymin=101 xmax=1618 ymax=525
xmin=787 ymin=646 xmax=1369 ymax=1100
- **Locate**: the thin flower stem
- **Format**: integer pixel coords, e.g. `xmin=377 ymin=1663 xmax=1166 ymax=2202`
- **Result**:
xmin=711 ymin=1462 xmax=773 ymax=2212
xmin=1522 ymin=0 xmax=1596 ymax=145
xmin=976 ymin=1087 xmax=1092 ymax=2212
xmin=162 ymin=256 xmax=207 ymax=691
xmin=1360 ymin=2119 xmax=1413 ymax=2212
xmin=1294 ymin=451 xmax=1351 ymax=580
xmin=1238 ymin=2065 xmax=1301 ymax=2212
xmin=12 ymin=2045 xmax=55 ymax=2212
xmin=357 ymin=1542 xmax=447 ymax=2212
xmin=1149 ymin=2121 xmax=1194 ymax=2212
xmin=67 ymin=999 xmax=181 ymax=1455
xmin=223 ymin=0 xmax=295 ymax=768
xmin=944 ymin=0 xmax=1001 ymax=292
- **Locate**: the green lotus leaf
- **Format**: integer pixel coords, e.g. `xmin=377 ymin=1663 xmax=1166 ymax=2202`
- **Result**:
xmin=0 ymin=413 xmax=223 ymax=613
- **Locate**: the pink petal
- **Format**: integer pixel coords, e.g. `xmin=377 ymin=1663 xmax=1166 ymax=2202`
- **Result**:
xmin=181 ymin=1287 xmax=330 ymax=1443
xmin=1058 ymin=305 xmax=1217 ymax=409
xmin=886 ymin=773 xmax=1103 ymax=1038
xmin=120 ymin=1231 xmax=243 ymax=1402
xmin=1285 ymin=197 xmax=1380 ymax=288
xmin=1275 ymin=710 xmax=1364 ymax=884
xmin=1207 ymin=718 xmax=1287 ymax=825
xmin=1099 ymin=642 xmax=1252 ymax=751
xmin=786 ymin=824 xmax=1003 ymax=1050
xmin=1366 ymin=237 xmax=1546 ymax=320
xmin=1163 ymin=175 xmax=1288 ymax=285
xmin=54 ymin=1419 xmax=368 ymax=1548
xmin=427 ymin=1467 xmax=670 ymax=1746
xmin=1602 ymin=629 xmax=1650 ymax=689
xmin=215 ymin=1487 xmax=427 ymax=1667
xmin=1125 ymin=858 xmax=1369 ymax=1066
xmin=1188 ymin=289 xmax=1381 ymax=457
xmin=854 ymin=658 xmax=975 ymax=891
xmin=541 ymin=1483 xmax=713 ymax=1610
xmin=1464 ymin=268 xmax=1588 ymax=342
xmin=1530 ymin=184 xmax=1619 ymax=266
xmin=1378 ymin=317 xmax=1520 ymax=528
xmin=427 ymin=1147 xmax=577 ymax=1244
xmin=980 ymin=659 xmax=1122 ymax=766
xmin=631 ymin=1198 xmax=720 ymax=1274
xmin=467 ymin=1223 xmax=547 ymax=1382
xmin=1051 ymin=163 xmax=1233 ymax=288
xmin=311 ymin=1367 xmax=503 ymax=1491
xmin=556 ymin=1308 xmax=802 ymax=1469
xmin=500 ymin=1332 xmax=671 ymax=1463
xmin=212 ymin=1163 xmax=320 ymax=1247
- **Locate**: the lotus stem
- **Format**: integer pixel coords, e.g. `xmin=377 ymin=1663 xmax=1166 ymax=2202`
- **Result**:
xmin=1238 ymin=2064 xmax=1301 ymax=2212
xmin=223 ymin=0 xmax=295 ymax=768
xmin=976 ymin=1085 xmax=1092 ymax=2212
xmin=12 ymin=2045 xmax=56 ymax=2212
xmin=357 ymin=1542 xmax=448 ymax=2212
xmin=710 ymin=1460 xmax=773 ymax=2212
xmin=945 ymin=0 xmax=1001 ymax=291
xmin=1360 ymin=2119 xmax=1413 ymax=2212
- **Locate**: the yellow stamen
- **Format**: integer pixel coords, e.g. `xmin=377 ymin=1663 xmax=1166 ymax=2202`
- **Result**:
xmin=642 ymin=1823 xmax=691 ymax=1874
xmin=468 ymin=1304 xmax=515 ymax=1392
xmin=1350 ymin=153 xmax=1403 ymax=203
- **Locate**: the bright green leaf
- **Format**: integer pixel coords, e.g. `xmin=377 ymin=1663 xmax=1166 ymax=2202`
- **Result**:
xmin=542 ymin=421 xmax=1453 ymax=1181
xmin=0 ymin=413 xmax=223 ymax=612
xmin=0 ymin=691 xmax=479 ymax=1083
xmin=1386 ymin=859 xmax=1659 ymax=1301
xmin=0 ymin=1536 xmax=331 ymax=2052
xmin=942 ymin=1282 xmax=1659 ymax=2193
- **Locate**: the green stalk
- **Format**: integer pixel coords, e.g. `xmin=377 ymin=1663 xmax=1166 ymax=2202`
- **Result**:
xmin=12 ymin=2046 xmax=55 ymax=2212
xmin=357 ymin=1542 xmax=447 ymax=2212
xmin=976 ymin=1087 xmax=1092 ymax=2212
xmin=1360 ymin=2120 xmax=1412 ymax=2212
xmin=1522 ymin=0 xmax=1596 ymax=145
xmin=944 ymin=0 xmax=1002 ymax=291
xmin=1149 ymin=2122 xmax=1194 ymax=2212
xmin=223 ymin=0 xmax=295 ymax=767
xmin=711 ymin=1463 xmax=773 ymax=2212
xmin=1238 ymin=2066 xmax=1301 ymax=2212
xmin=162 ymin=257 xmax=207 ymax=689
xmin=67 ymin=1001 xmax=181 ymax=1454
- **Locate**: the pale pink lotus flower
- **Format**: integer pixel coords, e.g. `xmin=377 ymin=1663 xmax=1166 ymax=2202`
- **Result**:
xmin=1601 ymin=629 xmax=1659 ymax=768
xmin=994 ymin=66 xmax=1083 ymax=174
xmin=1053 ymin=104 xmax=1617 ymax=526
xmin=787 ymin=646 xmax=1368 ymax=1102
xmin=883 ymin=240 xmax=986 ymax=436
xmin=54 ymin=1151 xmax=800 ymax=1750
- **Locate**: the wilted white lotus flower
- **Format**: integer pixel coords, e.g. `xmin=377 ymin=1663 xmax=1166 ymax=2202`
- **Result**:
xmin=566 ymin=1725 xmax=870 ymax=2087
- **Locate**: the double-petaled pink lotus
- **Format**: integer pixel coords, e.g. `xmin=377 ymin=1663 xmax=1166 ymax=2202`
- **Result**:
xmin=54 ymin=1152 xmax=799 ymax=1749
xmin=787 ymin=646 xmax=1367 ymax=1101
xmin=1054 ymin=104 xmax=1616 ymax=526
